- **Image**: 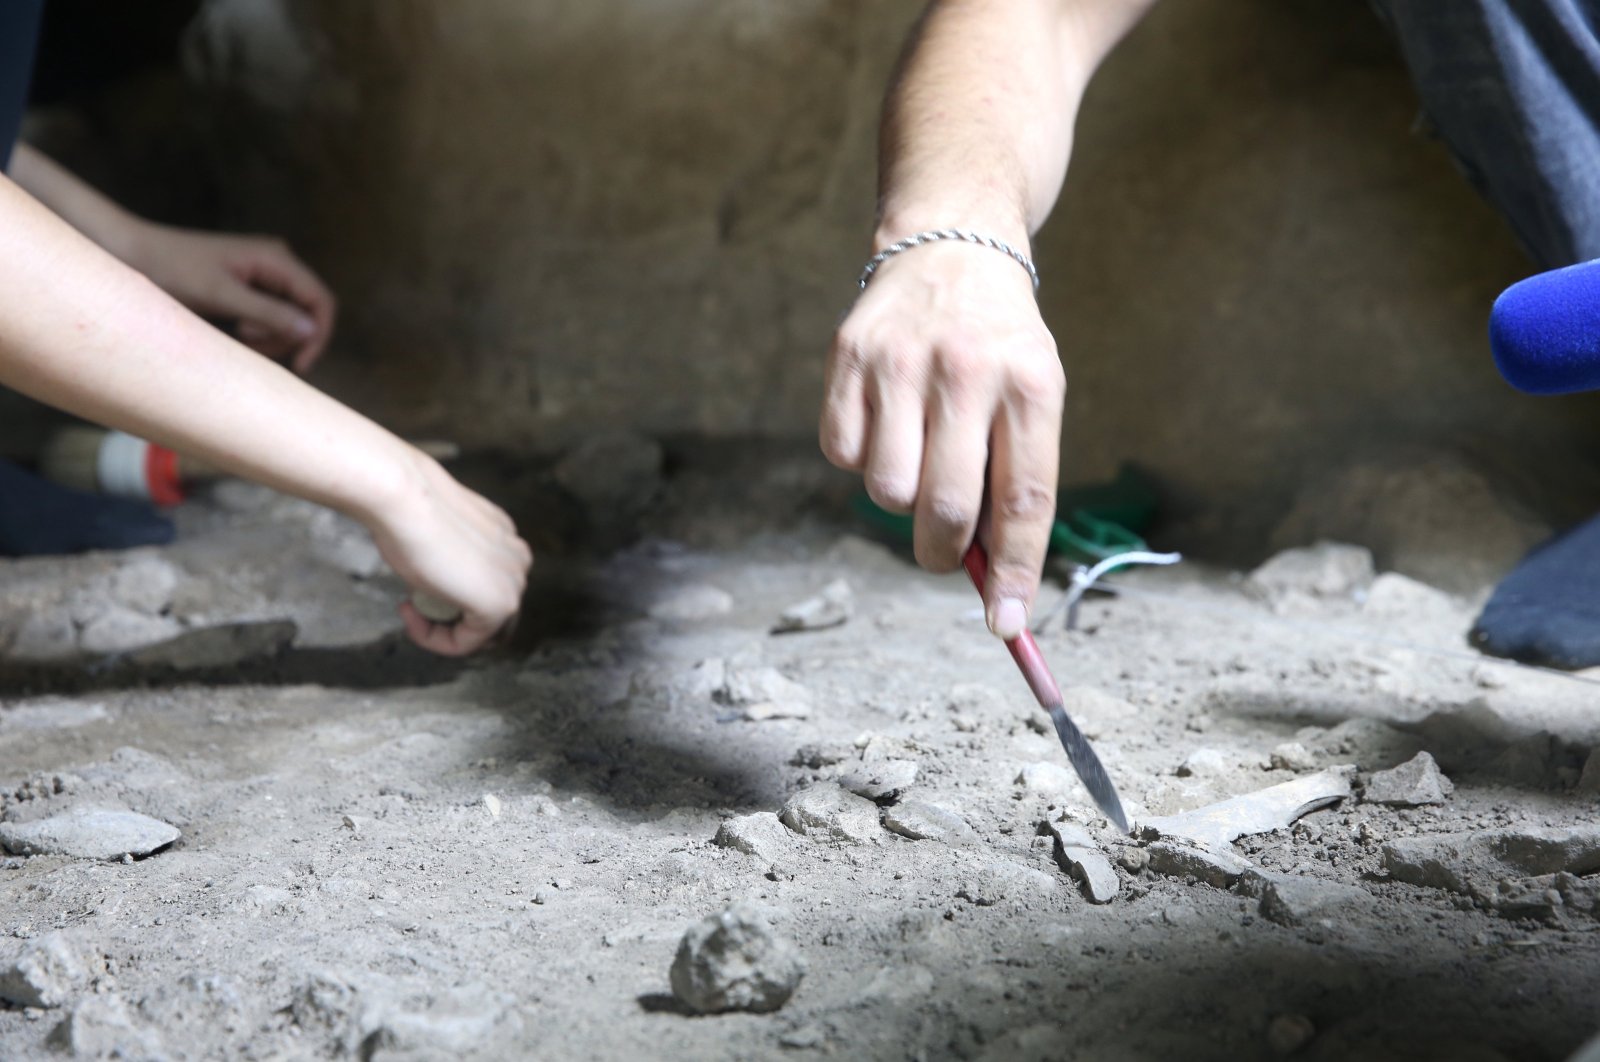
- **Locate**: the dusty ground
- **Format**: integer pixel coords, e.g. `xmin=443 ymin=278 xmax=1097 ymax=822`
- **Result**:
xmin=2 ymin=447 xmax=1599 ymax=1061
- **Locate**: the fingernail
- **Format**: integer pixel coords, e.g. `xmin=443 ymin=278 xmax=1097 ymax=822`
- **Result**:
xmin=293 ymin=315 xmax=316 ymax=338
xmin=990 ymin=597 xmax=1027 ymax=640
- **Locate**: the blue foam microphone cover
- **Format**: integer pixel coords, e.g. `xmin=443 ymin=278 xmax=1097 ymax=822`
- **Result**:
xmin=1490 ymin=258 xmax=1600 ymax=395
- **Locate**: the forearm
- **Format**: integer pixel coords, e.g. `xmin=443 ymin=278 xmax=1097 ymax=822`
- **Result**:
xmin=7 ymin=143 xmax=142 ymax=260
xmin=876 ymin=0 xmax=1155 ymax=247
xmin=0 ymin=175 xmax=410 ymax=524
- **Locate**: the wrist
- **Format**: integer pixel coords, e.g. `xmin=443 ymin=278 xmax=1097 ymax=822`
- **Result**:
xmin=873 ymin=202 xmax=1032 ymax=256
xmin=860 ymin=225 xmax=1040 ymax=295
xmin=338 ymin=439 xmax=435 ymax=532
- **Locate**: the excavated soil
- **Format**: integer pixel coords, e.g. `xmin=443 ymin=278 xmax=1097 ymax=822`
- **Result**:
xmin=1 ymin=449 xmax=1598 ymax=1061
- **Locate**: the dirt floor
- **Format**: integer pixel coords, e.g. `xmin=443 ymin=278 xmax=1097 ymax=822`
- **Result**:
xmin=2 ymin=445 xmax=1599 ymax=1061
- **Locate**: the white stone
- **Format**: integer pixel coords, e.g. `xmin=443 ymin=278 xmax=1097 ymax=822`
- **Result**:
xmin=771 ymin=579 xmax=852 ymax=633
xmin=1247 ymin=541 xmax=1373 ymax=602
xmin=1269 ymin=742 xmax=1318 ymax=772
xmin=1015 ymin=762 xmax=1078 ymax=796
xmin=0 ymin=933 xmax=91 ymax=1008
xmin=713 ymin=813 xmax=799 ymax=862
xmin=778 ymin=785 xmax=880 ymax=844
xmin=648 ymin=584 xmax=733 ymax=621
xmin=716 ymin=665 xmax=812 ymax=720
xmin=1176 ymin=748 xmax=1229 ymax=777
xmin=670 ymin=902 xmax=805 ymax=1014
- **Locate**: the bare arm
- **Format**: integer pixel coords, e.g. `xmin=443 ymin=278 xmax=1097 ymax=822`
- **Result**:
xmin=0 ymin=174 xmax=529 ymax=654
xmin=9 ymin=143 xmax=337 ymax=373
xmin=822 ymin=0 xmax=1155 ymax=638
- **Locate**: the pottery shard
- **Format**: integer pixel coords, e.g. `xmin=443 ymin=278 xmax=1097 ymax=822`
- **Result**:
xmin=1140 ymin=768 xmax=1353 ymax=851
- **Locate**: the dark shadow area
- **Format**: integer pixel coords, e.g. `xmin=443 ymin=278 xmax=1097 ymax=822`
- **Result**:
xmin=635 ymin=994 xmax=697 ymax=1017
xmin=0 ymin=632 xmax=466 ymax=697
xmin=851 ymin=909 xmax=1594 ymax=1061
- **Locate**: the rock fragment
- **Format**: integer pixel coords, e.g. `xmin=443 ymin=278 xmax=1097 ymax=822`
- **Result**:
xmin=648 ymin=584 xmax=733 ymax=621
xmin=716 ymin=666 xmax=812 ymax=721
xmin=1247 ymin=541 xmax=1373 ymax=605
xmin=771 ymin=579 xmax=852 ymax=633
xmin=958 ymin=860 xmax=1058 ymax=905
xmin=50 ymin=993 xmax=165 ymax=1059
xmin=778 ymin=785 xmax=881 ymax=844
xmin=76 ymin=606 xmax=184 ymax=655
xmin=713 ymin=813 xmax=799 ymax=863
xmin=1382 ymin=826 xmax=1600 ymax=894
xmin=1176 ymin=748 xmax=1229 ymax=777
xmin=362 ymin=983 xmax=519 ymax=1055
xmin=1015 ymin=762 xmax=1078 ymax=797
xmin=1141 ymin=767 xmax=1353 ymax=851
xmin=1045 ymin=822 xmax=1119 ymax=904
xmin=1251 ymin=874 xmax=1369 ymax=927
xmin=1145 ymin=840 xmax=1252 ymax=887
xmin=669 ymin=903 xmax=805 ymax=1014
xmin=1362 ymin=751 xmax=1453 ymax=807
xmin=105 ymin=555 xmax=181 ymax=613
xmin=881 ymin=801 xmax=978 ymax=845
xmin=0 ymin=933 xmax=91 ymax=1008
xmin=0 ymin=806 xmax=180 ymax=860
xmin=838 ymin=759 xmax=917 ymax=802
xmin=1269 ymin=742 xmax=1317 ymax=772
xmin=1381 ymin=835 xmax=1473 ymax=893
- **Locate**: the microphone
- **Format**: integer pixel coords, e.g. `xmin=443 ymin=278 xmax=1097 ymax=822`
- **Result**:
xmin=1490 ymin=259 xmax=1600 ymax=395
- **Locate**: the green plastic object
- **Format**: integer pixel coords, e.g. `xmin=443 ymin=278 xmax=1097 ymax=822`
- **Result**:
xmin=850 ymin=463 xmax=1157 ymax=566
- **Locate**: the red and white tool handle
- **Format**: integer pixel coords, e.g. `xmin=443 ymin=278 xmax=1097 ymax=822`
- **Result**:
xmin=962 ymin=542 xmax=1064 ymax=708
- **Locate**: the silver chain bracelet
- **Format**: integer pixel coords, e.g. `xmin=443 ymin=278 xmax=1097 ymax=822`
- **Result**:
xmin=857 ymin=228 xmax=1040 ymax=292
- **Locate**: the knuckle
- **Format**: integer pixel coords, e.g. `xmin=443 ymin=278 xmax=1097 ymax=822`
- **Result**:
xmin=829 ymin=334 xmax=869 ymax=379
xmin=1007 ymin=358 xmax=1067 ymax=409
xmin=865 ymin=471 xmax=917 ymax=513
xmin=922 ymin=491 xmax=977 ymax=534
xmin=879 ymin=344 xmax=926 ymax=390
xmin=997 ymin=480 xmax=1056 ymax=523
xmin=818 ymin=430 xmax=860 ymax=471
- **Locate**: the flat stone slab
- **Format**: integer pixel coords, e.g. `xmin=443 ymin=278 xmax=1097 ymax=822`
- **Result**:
xmin=1046 ymin=822 xmax=1120 ymax=904
xmin=838 ymin=759 xmax=918 ymax=802
xmin=1383 ymin=825 xmax=1600 ymax=894
xmin=1146 ymin=840 xmax=1253 ymax=888
xmin=0 ymin=806 xmax=180 ymax=860
xmin=1140 ymin=767 xmax=1353 ymax=850
xmin=1248 ymin=873 xmax=1370 ymax=927
xmin=880 ymin=801 xmax=977 ymax=846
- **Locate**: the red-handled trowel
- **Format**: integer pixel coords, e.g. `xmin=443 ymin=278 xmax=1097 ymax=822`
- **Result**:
xmin=963 ymin=542 xmax=1131 ymax=835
